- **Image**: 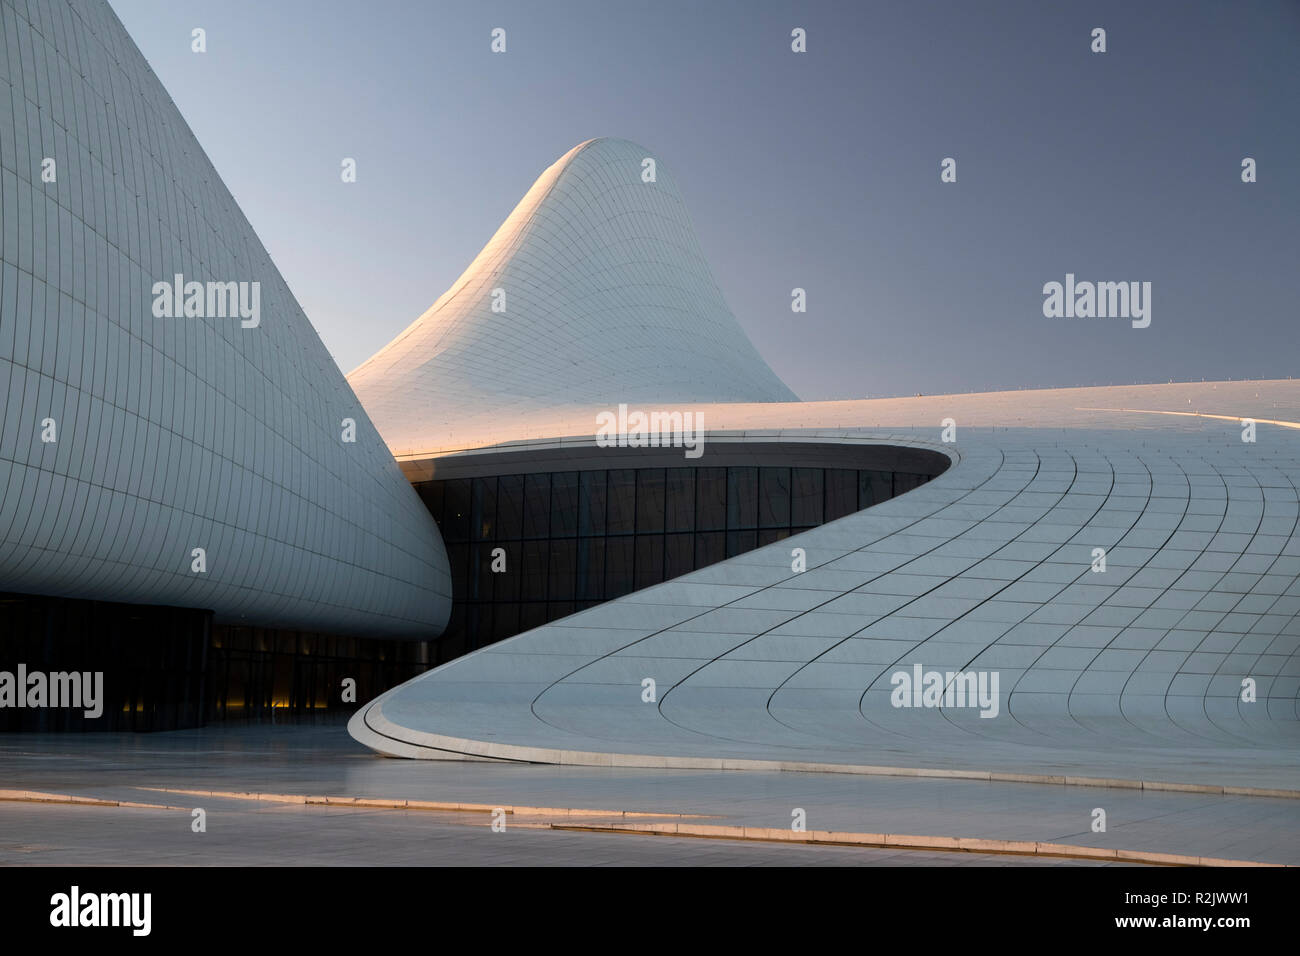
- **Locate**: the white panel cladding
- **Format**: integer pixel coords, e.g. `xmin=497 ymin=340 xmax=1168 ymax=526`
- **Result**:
xmin=0 ymin=0 xmax=450 ymax=637
xmin=351 ymin=384 xmax=1300 ymax=788
xmin=349 ymin=137 xmax=799 ymax=455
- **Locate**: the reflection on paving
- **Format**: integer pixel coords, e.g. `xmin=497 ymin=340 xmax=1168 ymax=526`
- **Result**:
xmin=1 ymin=803 xmax=1113 ymax=867
xmin=1 ymin=725 xmax=1295 ymax=864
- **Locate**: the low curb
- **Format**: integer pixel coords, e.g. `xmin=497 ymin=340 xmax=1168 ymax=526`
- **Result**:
xmin=551 ymin=821 xmax=1291 ymax=867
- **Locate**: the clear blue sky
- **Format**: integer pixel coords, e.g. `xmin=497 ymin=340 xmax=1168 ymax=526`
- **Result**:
xmin=109 ymin=0 xmax=1299 ymax=400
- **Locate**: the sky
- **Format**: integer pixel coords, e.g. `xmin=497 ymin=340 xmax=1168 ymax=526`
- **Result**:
xmin=108 ymin=0 xmax=1300 ymax=401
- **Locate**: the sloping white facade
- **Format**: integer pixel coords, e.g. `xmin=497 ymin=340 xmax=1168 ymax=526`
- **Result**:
xmin=0 ymin=0 xmax=450 ymax=637
xmin=349 ymin=137 xmax=798 ymax=456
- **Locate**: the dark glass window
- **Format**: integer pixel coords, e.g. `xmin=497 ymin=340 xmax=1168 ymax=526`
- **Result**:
xmin=417 ymin=482 xmax=443 ymax=524
xmin=664 ymin=532 xmax=694 ymax=579
xmin=695 ymin=531 xmax=725 ymax=567
xmin=759 ymin=467 xmax=791 ymax=527
xmin=859 ymin=470 xmax=891 ymax=509
xmin=492 ymin=603 xmax=520 ymax=642
xmin=825 ymin=468 xmax=858 ymax=521
xmin=492 ymin=543 xmax=519 ymax=601
xmin=696 ymin=467 xmax=726 ymax=531
xmin=607 ymin=469 xmax=636 ymax=534
xmin=469 ymin=543 xmax=492 ymax=600
xmin=465 ymin=605 xmax=490 ymax=652
xmin=605 ymin=535 xmax=635 ymax=598
xmin=576 ymin=536 xmax=605 ymax=600
xmin=895 ymin=472 xmax=926 ymax=495
xmin=578 ymin=470 xmax=607 ymax=536
xmin=519 ymin=602 xmax=548 ymax=632
xmin=791 ymin=467 xmax=824 ymax=526
xmin=636 ymin=469 xmax=666 ymax=533
xmin=495 ymin=475 xmax=524 ymax=539
xmin=635 ymin=534 xmax=665 ymax=590
xmin=447 ymin=542 xmax=469 ymax=598
xmin=523 ymin=473 xmax=551 ymax=539
xmin=413 ymin=452 xmax=943 ymax=662
xmin=520 ymin=540 xmax=548 ymax=600
xmin=727 ymin=529 xmax=758 ymax=557
xmin=441 ymin=608 xmax=466 ymax=657
xmin=665 ymin=468 xmax=695 ymax=532
xmin=550 ymin=471 xmax=579 ymax=537
xmin=442 ymin=479 xmax=471 ymax=542
xmin=548 ymin=538 xmax=577 ymax=600
xmin=472 ymin=477 xmax=497 ymax=541
xmin=727 ymin=467 xmax=758 ymax=529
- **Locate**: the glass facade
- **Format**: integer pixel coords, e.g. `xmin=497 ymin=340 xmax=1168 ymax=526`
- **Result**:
xmin=417 ymin=464 xmax=939 ymax=662
xmin=0 ymin=592 xmax=429 ymax=731
xmin=206 ymin=626 xmax=428 ymax=725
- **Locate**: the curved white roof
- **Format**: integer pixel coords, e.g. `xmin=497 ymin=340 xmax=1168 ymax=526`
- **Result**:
xmin=349 ymin=138 xmax=797 ymax=455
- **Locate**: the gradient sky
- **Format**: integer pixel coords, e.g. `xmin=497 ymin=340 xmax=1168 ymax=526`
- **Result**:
xmin=108 ymin=0 xmax=1299 ymax=401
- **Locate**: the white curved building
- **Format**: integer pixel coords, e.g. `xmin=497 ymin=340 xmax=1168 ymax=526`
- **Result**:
xmin=340 ymin=137 xmax=1300 ymax=799
xmin=352 ymin=382 xmax=1300 ymax=795
xmin=3 ymin=0 xmax=1297 ymax=820
xmin=348 ymin=137 xmax=797 ymax=455
xmin=0 ymin=0 xmax=450 ymax=639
